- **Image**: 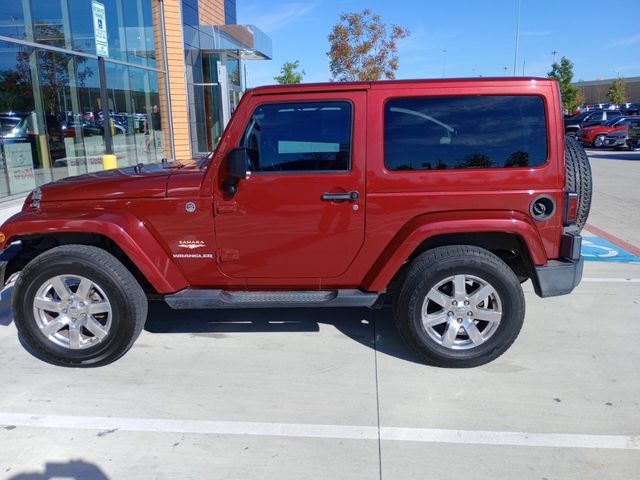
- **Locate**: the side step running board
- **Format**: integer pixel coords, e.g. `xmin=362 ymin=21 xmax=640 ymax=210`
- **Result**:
xmin=164 ymin=289 xmax=381 ymax=310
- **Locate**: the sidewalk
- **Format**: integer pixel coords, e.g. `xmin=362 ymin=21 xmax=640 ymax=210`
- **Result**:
xmin=0 ymin=195 xmax=27 ymax=226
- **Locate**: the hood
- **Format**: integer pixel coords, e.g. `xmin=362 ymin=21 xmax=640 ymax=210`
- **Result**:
xmin=38 ymin=162 xmax=183 ymax=203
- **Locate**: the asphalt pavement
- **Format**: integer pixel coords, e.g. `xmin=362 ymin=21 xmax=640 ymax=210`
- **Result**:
xmin=0 ymin=149 xmax=639 ymax=480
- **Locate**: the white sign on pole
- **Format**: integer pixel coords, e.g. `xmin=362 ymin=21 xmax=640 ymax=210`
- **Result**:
xmin=4 ymin=143 xmax=36 ymax=194
xmin=92 ymin=1 xmax=109 ymax=57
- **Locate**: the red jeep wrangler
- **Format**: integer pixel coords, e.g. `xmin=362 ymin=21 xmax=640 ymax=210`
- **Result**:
xmin=0 ymin=78 xmax=591 ymax=368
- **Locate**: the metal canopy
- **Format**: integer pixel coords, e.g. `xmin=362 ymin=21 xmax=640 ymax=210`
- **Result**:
xmin=198 ymin=24 xmax=272 ymax=60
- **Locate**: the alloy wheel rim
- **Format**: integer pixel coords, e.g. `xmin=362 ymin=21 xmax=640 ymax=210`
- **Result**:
xmin=421 ymin=274 xmax=502 ymax=350
xmin=594 ymin=135 xmax=605 ymax=147
xmin=33 ymin=275 xmax=113 ymax=350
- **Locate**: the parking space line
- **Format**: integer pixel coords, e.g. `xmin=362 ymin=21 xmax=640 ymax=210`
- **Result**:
xmin=1 ymin=413 xmax=638 ymax=450
xmin=0 ymin=413 xmax=378 ymax=441
xmin=381 ymin=427 xmax=640 ymax=450
xmin=582 ymin=277 xmax=640 ymax=283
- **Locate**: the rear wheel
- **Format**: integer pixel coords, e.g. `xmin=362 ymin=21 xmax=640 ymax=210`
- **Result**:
xmin=394 ymin=245 xmax=525 ymax=368
xmin=13 ymin=245 xmax=147 ymax=367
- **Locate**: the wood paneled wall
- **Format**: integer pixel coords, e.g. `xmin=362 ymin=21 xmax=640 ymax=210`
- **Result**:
xmin=153 ymin=0 xmax=194 ymax=161
xmin=199 ymin=0 xmax=225 ymax=25
xmin=152 ymin=0 xmax=226 ymax=161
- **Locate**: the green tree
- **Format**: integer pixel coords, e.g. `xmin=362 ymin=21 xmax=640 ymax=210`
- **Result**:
xmin=547 ymin=56 xmax=581 ymax=112
xmin=274 ymin=60 xmax=305 ymax=84
xmin=607 ymin=78 xmax=627 ymax=104
xmin=327 ymin=9 xmax=409 ymax=82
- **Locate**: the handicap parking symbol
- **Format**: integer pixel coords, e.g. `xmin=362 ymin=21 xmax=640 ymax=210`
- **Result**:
xmin=582 ymin=236 xmax=640 ymax=263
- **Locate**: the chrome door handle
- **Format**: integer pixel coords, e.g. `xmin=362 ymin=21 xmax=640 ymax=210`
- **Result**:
xmin=321 ymin=191 xmax=360 ymax=201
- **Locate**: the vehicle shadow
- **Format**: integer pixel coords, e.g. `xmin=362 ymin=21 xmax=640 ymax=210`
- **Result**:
xmin=7 ymin=460 xmax=109 ymax=480
xmin=0 ymin=288 xmax=422 ymax=365
xmin=145 ymin=300 xmax=422 ymax=365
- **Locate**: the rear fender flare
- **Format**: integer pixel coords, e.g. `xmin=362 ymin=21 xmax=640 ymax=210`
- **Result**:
xmin=362 ymin=211 xmax=547 ymax=292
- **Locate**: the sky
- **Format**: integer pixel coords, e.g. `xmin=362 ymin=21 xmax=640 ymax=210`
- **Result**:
xmin=237 ymin=0 xmax=640 ymax=88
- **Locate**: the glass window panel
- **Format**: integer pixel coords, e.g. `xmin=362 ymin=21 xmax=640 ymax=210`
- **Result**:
xmin=182 ymin=4 xmax=199 ymax=26
xmin=88 ymin=0 xmax=124 ymax=62
xmin=120 ymin=0 xmax=153 ymax=66
xmin=30 ymin=0 xmax=65 ymax=48
xmin=0 ymin=3 xmax=28 ymax=39
xmin=202 ymin=53 xmax=219 ymax=84
xmin=384 ymin=96 xmax=548 ymax=171
xmin=240 ymin=101 xmax=352 ymax=172
xmin=141 ymin=0 xmax=155 ymax=68
xmin=227 ymin=57 xmax=240 ymax=87
xmin=0 ymin=41 xmax=36 ymax=196
xmin=224 ymin=0 xmax=237 ymax=24
xmin=68 ymin=0 xmax=97 ymax=54
xmin=128 ymin=65 xmax=162 ymax=162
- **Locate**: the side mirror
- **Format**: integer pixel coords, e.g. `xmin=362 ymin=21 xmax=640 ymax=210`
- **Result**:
xmin=222 ymin=147 xmax=254 ymax=196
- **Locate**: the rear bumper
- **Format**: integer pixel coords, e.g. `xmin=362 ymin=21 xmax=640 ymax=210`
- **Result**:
xmin=532 ymin=233 xmax=584 ymax=298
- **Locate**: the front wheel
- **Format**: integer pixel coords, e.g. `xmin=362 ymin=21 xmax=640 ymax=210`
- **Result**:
xmin=13 ymin=245 xmax=148 ymax=367
xmin=394 ymin=245 xmax=525 ymax=368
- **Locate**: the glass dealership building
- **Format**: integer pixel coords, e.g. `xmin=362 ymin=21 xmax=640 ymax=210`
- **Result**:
xmin=0 ymin=0 xmax=271 ymax=199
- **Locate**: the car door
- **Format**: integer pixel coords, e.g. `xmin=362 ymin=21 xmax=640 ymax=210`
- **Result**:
xmin=583 ymin=111 xmax=604 ymax=127
xmin=213 ymin=92 xmax=366 ymax=282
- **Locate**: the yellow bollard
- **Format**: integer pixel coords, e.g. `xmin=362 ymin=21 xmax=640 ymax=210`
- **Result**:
xmin=102 ymin=154 xmax=118 ymax=170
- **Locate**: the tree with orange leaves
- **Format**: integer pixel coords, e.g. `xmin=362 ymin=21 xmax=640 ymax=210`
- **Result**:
xmin=327 ymin=9 xmax=409 ymax=82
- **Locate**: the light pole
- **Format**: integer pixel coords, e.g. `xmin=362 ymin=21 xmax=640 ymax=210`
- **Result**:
xmin=513 ymin=0 xmax=521 ymax=76
xmin=551 ymin=50 xmax=558 ymax=64
xmin=442 ymin=50 xmax=447 ymax=77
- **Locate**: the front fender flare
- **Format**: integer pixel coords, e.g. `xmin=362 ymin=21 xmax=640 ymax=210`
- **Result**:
xmin=1 ymin=210 xmax=188 ymax=294
xmin=362 ymin=211 xmax=547 ymax=292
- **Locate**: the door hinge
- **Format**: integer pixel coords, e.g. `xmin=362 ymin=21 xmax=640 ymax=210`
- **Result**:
xmin=216 ymin=249 xmax=239 ymax=263
xmin=215 ymin=201 xmax=238 ymax=214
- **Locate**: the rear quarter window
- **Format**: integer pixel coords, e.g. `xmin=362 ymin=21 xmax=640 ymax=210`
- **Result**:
xmin=384 ymin=95 xmax=548 ymax=171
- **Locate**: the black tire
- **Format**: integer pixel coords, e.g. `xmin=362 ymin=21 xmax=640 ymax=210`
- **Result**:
xmin=565 ymin=136 xmax=592 ymax=233
xmin=13 ymin=245 xmax=147 ymax=367
xmin=394 ymin=245 xmax=525 ymax=368
xmin=593 ymin=134 xmax=605 ymax=148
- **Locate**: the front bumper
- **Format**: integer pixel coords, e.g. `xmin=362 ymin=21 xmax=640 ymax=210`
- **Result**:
xmin=532 ymin=233 xmax=584 ymax=298
xmin=603 ymin=137 xmax=627 ymax=148
xmin=627 ymin=138 xmax=640 ymax=149
xmin=577 ymin=134 xmax=592 ymax=145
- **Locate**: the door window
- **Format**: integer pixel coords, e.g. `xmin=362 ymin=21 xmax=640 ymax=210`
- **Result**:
xmin=240 ymin=101 xmax=352 ymax=172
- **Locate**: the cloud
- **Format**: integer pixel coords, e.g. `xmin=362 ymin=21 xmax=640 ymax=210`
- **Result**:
xmin=610 ymin=34 xmax=640 ymax=47
xmin=521 ymin=31 xmax=551 ymax=37
xmin=239 ymin=2 xmax=316 ymax=33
